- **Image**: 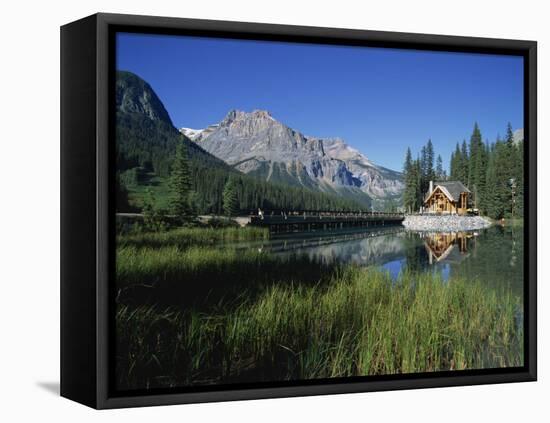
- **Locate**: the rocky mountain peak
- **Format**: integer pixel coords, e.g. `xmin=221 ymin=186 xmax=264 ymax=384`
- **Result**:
xmin=182 ymin=109 xmax=404 ymax=206
xmin=115 ymin=71 xmax=173 ymax=125
xmin=323 ymin=137 xmax=370 ymax=163
xmin=220 ymin=109 xmax=276 ymax=128
xmin=250 ymin=109 xmax=274 ymax=119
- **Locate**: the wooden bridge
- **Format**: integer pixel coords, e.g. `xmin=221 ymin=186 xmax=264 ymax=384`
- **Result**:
xmin=249 ymin=209 xmax=405 ymax=234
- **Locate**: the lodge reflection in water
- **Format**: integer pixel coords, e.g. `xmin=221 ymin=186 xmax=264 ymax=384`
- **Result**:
xmin=421 ymin=231 xmax=476 ymax=265
xmin=259 ymin=228 xmax=481 ymax=272
xmin=232 ymin=226 xmax=519 ymax=292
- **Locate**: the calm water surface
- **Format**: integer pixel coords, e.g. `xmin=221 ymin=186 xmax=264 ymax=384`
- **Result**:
xmin=228 ymin=224 xmax=524 ymax=297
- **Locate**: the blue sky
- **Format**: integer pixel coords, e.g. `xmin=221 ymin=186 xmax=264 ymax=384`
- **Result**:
xmin=116 ymin=33 xmax=523 ymax=172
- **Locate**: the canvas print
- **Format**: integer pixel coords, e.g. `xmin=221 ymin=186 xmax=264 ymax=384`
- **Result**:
xmin=113 ymin=33 xmax=525 ymax=392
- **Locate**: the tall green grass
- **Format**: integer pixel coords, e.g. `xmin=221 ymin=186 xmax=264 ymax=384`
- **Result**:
xmin=115 ymin=267 xmax=523 ymax=390
xmin=117 ymin=226 xmax=269 ymax=250
xmin=116 ymin=245 xmax=337 ymax=306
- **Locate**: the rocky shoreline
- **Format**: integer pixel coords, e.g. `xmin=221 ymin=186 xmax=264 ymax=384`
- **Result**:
xmin=402 ymin=215 xmax=492 ymax=232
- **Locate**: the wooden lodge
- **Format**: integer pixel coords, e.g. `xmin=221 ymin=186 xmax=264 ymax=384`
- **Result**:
xmin=423 ymin=180 xmax=471 ymax=215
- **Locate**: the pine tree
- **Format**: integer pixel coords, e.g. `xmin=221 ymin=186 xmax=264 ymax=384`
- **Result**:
xmin=460 ymin=140 xmax=469 ymax=184
xmin=168 ymin=141 xmax=193 ymax=222
xmin=142 ymin=188 xmax=165 ymax=231
xmin=492 ymin=137 xmax=511 ymax=219
xmin=515 ymin=141 xmax=524 ymax=218
xmin=445 ymin=124 xmax=525 ymax=220
xmin=450 ymin=143 xmax=460 ymax=180
xmin=418 ymin=145 xmax=428 ymax=191
xmin=476 ymin=140 xmax=488 ymax=211
xmin=403 ymin=147 xmax=416 ymax=213
xmin=415 ymin=158 xmax=423 ymax=211
xmin=484 ymin=145 xmax=497 ymax=218
xmin=504 ymin=123 xmax=517 ymax=218
xmin=449 ymin=151 xmax=456 ymax=180
xmin=222 ymin=178 xmax=239 ymax=217
xmin=404 ymin=147 xmax=413 ymax=174
xmin=468 ymin=123 xmax=482 ymax=187
xmin=425 ymin=139 xmax=435 ymax=182
xmin=418 ymin=140 xmax=435 ymax=198
xmin=463 ymin=124 xmax=489 ymax=210
xmin=435 ymin=154 xmax=444 ymax=181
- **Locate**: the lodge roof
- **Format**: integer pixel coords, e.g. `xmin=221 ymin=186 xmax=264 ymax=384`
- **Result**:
xmin=425 ymin=181 xmax=470 ymax=203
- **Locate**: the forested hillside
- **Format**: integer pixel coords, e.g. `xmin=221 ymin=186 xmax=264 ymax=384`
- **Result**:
xmin=401 ymin=123 xmax=524 ymax=219
xmin=449 ymin=123 xmax=524 ymax=219
xmin=115 ymin=71 xmax=369 ymax=214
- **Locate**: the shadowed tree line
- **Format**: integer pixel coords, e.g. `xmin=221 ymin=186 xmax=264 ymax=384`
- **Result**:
xmin=402 ymin=123 xmax=524 ymax=219
xmin=118 ymin=135 xmax=370 ymax=228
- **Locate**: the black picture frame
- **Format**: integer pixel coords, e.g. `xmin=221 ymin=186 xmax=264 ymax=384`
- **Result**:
xmin=60 ymin=12 xmax=537 ymax=409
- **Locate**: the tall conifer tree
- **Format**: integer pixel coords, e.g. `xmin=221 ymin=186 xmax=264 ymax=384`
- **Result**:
xmin=450 ymin=143 xmax=461 ymax=180
xmin=403 ymin=147 xmax=417 ymax=213
xmin=415 ymin=157 xmax=423 ymax=211
xmin=222 ymin=177 xmax=239 ymax=217
xmin=436 ymin=154 xmax=444 ymax=181
xmin=460 ymin=140 xmax=469 ymax=184
xmin=515 ymin=141 xmax=524 ymax=218
xmin=425 ymin=139 xmax=435 ymax=182
xmin=504 ymin=123 xmax=517 ymax=218
xmin=169 ymin=141 xmax=193 ymax=222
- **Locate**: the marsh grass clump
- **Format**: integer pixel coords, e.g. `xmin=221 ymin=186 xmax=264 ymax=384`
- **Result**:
xmin=116 ymin=245 xmax=338 ymax=306
xmin=115 ymin=268 xmax=523 ymax=390
xmin=117 ymin=226 xmax=269 ymax=250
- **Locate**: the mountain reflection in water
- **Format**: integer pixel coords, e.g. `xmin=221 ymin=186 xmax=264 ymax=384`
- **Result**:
xmin=230 ymin=225 xmax=523 ymax=296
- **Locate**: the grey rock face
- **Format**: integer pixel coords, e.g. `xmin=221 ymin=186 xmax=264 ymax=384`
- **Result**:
xmin=322 ymin=138 xmax=403 ymax=198
xmin=180 ymin=110 xmax=404 ymax=202
xmin=116 ymin=71 xmax=173 ymax=125
xmin=513 ymin=128 xmax=524 ymax=144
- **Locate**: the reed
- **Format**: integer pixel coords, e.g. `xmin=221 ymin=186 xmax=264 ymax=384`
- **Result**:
xmin=116 ymin=244 xmax=337 ymax=306
xmin=117 ymin=226 xmax=269 ymax=250
xmin=115 ymin=267 xmax=523 ymax=390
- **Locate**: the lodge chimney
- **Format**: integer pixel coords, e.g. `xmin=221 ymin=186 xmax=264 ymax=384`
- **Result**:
xmin=429 ymin=180 xmax=433 ymax=195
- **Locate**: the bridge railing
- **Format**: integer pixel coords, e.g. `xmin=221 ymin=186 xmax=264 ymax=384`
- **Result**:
xmin=248 ymin=209 xmax=404 ymax=221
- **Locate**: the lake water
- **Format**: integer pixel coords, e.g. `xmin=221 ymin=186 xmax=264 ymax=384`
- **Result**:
xmin=229 ymin=224 xmax=524 ymax=297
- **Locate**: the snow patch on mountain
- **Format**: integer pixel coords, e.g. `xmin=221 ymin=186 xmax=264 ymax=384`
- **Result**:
xmin=513 ymin=128 xmax=524 ymax=144
xmin=180 ymin=127 xmax=204 ymax=140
